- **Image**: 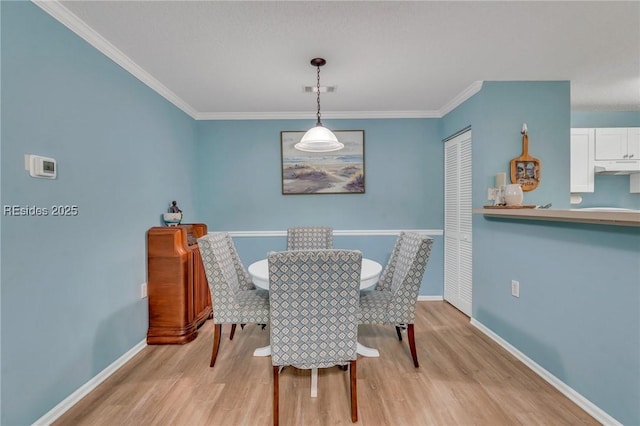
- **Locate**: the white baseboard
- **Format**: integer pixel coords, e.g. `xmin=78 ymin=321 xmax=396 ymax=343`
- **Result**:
xmin=470 ymin=318 xmax=622 ymax=426
xmin=33 ymin=339 xmax=147 ymax=426
xmin=417 ymin=295 xmax=443 ymax=301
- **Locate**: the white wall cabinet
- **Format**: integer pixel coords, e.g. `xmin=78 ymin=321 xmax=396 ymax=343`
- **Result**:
xmin=629 ymin=128 xmax=640 ymax=159
xmin=572 ymin=127 xmax=640 ymax=194
xmin=631 ymin=173 xmax=640 ymax=194
xmin=570 ymin=128 xmax=595 ymax=193
xmin=595 ymin=128 xmax=640 ymax=160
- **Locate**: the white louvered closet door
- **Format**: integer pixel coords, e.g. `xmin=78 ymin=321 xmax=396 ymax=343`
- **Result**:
xmin=444 ymin=130 xmax=472 ymax=316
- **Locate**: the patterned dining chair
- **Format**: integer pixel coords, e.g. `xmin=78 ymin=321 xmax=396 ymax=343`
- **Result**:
xmin=286 ymin=226 xmax=333 ymax=250
xmin=268 ymin=249 xmax=361 ymax=426
xmin=198 ymin=232 xmax=270 ymax=367
xmin=223 ymin=233 xmax=256 ymax=340
xmin=359 ymin=232 xmax=433 ymax=368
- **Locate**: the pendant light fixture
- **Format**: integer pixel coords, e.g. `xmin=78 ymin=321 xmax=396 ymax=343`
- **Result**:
xmin=295 ymin=58 xmax=344 ymax=153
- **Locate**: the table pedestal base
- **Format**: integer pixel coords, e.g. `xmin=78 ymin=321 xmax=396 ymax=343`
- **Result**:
xmin=357 ymin=342 xmax=380 ymax=357
xmin=254 ymin=341 xmax=379 ymax=397
xmin=254 ymin=342 xmax=379 ymax=358
xmin=253 ymin=345 xmax=271 ymax=357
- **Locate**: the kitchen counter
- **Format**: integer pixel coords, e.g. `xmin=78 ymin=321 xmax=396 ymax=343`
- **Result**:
xmin=473 ymin=208 xmax=640 ymax=227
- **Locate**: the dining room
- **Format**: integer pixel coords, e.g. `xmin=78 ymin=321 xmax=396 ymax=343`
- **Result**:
xmin=2 ymin=1 xmax=639 ymax=425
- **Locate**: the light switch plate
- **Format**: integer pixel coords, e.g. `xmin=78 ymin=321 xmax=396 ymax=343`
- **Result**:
xmin=511 ymin=280 xmax=520 ymax=298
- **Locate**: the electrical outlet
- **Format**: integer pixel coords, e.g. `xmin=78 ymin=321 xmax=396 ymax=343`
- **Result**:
xmin=511 ymin=280 xmax=520 ymax=298
xmin=140 ymin=282 xmax=148 ymax=299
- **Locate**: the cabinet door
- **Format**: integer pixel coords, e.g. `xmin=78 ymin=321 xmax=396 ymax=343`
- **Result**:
xmin=631 ymin=173 xmax=640 ymax=194
xmin=595 ymin=128 xmax=628 ymax=160
xmin=627 ymin=128 xmax=640 ymax=159
xmin=570 ymin=129 xmax=594 ymax=193
xmin=191 ymin=247 xmax=212 ymax=324
xmin=444 ymin=130 xmax=472 ymax=317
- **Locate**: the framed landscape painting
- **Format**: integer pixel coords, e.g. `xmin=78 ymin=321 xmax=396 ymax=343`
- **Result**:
xmin=281 ymin=130 xmax=365 ymax=195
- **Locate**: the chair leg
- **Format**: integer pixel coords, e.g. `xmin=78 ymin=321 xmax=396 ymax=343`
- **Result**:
xmin=273 ymin=365 xmax=280 ymax=426
xmin=350 ymin=360 xmax=358 ymax=422
xmin=230 ymin=324 xmax=237 ymax=340
xmin=407 ymin=323 xmax=419 ymax=368
xmin=395 ymin=325 xmax=403 ymax=341
xmin=210 ymin=324 xmax=222 ymax=367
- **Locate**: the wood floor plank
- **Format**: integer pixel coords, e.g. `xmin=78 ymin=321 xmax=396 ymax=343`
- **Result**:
xmin=53 ymin=302 xmax=599 ymax=426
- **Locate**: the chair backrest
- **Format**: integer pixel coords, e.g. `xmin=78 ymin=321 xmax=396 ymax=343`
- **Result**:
xmin=268 ymin=249 xmax=361 ymax=369
xmin=198 ymin=232 xmax=242 ymax=323
xmin=286 ymin=226 xmax=333 ymax=250
xmin=224 ymin=233 xmax=255 ymax=290
xmin=386 ymin=232 xmax=434 ymax=324
xmin=375 ymin=232 xmax=406 ymax=292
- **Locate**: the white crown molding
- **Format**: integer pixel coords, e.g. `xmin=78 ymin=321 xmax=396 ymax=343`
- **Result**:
xmin=195 ymin=111 xmax=316 ymax=121
xmin=437 ymin=81 xmax=484 ymax=117
xmin=471 ymin=318 xmax=622 ymax=426
xmin=194 ymin=110 xmax=441 ymax=121
xmin=226 ymin=229 xmax=443 ymax=238
xmin=34 ymin=0 xmax=481 ymax=122
xmin=32 ymin=0 xmax=199 ymax=119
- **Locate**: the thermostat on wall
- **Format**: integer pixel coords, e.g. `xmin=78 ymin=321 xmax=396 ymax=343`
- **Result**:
xmin=25 ymin=154 xmax=57 ymax=179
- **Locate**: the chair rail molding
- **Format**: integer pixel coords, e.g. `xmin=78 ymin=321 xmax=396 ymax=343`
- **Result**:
xmin=226 ymin=229 xmax=444 ymax=238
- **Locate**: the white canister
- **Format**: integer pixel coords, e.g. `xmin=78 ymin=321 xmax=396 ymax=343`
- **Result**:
xmin=504 ymin=184 xmax=524 ymax=206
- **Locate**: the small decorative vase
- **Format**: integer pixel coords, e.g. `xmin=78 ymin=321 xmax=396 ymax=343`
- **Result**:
xmin=504 ymin=184 xmax=524 ymax=206
xmin=163 ymin=212 xmax=183 ymax=226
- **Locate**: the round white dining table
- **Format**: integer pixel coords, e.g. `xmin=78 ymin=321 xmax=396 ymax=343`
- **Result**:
xmin=248 ymin=258 xmax=382 ymax=292
xmin=247 ymin=257 xmax=383 ymax=398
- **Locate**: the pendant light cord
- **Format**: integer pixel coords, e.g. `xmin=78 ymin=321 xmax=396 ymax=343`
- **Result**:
xmin=316 ymin=64 xmax=322 ymax=126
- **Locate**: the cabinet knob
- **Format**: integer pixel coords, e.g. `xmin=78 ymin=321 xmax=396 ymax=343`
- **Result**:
xmin=630 ymin=154 xmax=635 ymax=158
xmin=623 ymin=154 xmax=629 ymax=158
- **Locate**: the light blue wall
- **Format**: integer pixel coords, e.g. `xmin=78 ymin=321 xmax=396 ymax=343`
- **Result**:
xmin=195 ymin=118 xmax=445 ymax=295
xmin=442 ymin=82 xmax=639 ymax=425
xmin=442 ymin=81 xmax=571 ymax=210
xmin=572 ymin=111 xmax=640 ymax=128
xmin=0 ymin=3 xmax=198 ymax=425
xmin=571 ymin=111 xmax=640 ymax=209
xmin=196 ymin=119 xmax=443 ymax=230
xmin=476 ymin=219 xmax=639 ymax=425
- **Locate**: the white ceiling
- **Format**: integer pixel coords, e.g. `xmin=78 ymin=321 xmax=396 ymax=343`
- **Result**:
xmin=40 ymin=1 xmax=640 ymax=119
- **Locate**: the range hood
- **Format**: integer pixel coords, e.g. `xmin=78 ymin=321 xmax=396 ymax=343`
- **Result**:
xmin=594 ymin=160 xmax=640 ymax=175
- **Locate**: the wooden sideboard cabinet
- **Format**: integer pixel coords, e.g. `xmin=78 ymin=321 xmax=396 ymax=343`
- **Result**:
xmin=147 ymin=223 xmax=212 ymax=344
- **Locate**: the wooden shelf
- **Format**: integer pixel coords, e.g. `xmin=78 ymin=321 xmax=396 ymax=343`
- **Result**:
xmin=473 ymin=208 xmax=640 ymax=227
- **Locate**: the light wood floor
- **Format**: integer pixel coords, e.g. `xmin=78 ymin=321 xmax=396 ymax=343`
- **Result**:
xmin=54 ymin=302 xmax=598 ymax=426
